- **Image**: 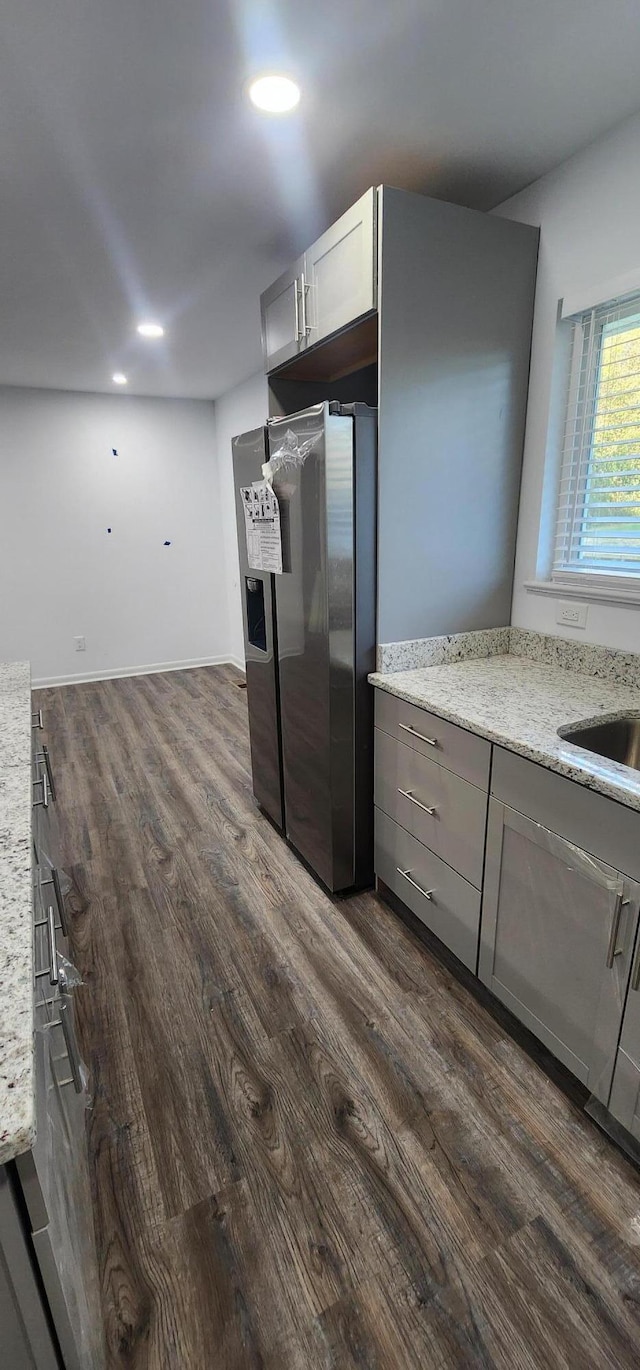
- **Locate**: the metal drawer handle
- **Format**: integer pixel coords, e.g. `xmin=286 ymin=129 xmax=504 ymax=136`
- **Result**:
xmin=32 ymin=709 xmax=43 ymax=730
xmin=35 ymin=906 xmax=58 ymax=985
xmin=41 ymin=868 xmax=67 ymax=937
xmin=59 ymin=1006 xmax=85 ymax=1093
xmin=399 ymin=722 xmax=437 ymax=747
xmin=397 ymin=788 xmax=437 ymax=816
xmin=37 ymin=745 xmax=57 ymax=802
xmin=631 ymin=937 xmax=640 ymax=993
xmin=396 ymin=868 xmax=433 ymax=901
xmin=606 ymin=891 xmax=630 ymax=968
xmin=33 ymin=771 xmax=49 ymax=809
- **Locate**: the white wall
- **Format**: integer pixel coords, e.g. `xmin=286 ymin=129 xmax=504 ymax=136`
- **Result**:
xmin=212 ymin=371 xmax=269 ymax=668
xmin=0 ymin=386 xmax=225 ymax=685
xmin=495 ymin=109 xmax=640 ymax=652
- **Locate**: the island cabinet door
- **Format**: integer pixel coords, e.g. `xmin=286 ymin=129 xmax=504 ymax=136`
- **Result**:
xmin=479 ymin=800 xmax=640 ymax=1102
xmin=608 ymin=930 xmax=640 ymax=1139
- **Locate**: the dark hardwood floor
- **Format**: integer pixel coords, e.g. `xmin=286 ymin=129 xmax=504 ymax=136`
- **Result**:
xmin=35 ymin=665 xmax=640 ymax=1369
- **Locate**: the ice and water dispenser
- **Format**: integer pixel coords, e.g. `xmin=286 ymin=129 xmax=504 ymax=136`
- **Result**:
xmin=245 ymin=577 xmax=267 ymax=652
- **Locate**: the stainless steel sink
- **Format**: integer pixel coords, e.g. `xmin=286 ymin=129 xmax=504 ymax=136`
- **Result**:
xmin=558 ymin=714 xmax=640 ymax=770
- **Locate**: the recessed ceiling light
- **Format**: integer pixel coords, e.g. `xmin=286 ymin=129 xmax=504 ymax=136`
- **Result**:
xmin=112 ymin=372 xmax=128 ymax=385
xmin=249 ymin=75 xmax=300 ymax=114
xmin=137 ymin=322 xmax=164 ymax=338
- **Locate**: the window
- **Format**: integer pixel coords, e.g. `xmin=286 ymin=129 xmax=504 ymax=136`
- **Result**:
xmin=554 ymin=292 xmax=640 ymax=586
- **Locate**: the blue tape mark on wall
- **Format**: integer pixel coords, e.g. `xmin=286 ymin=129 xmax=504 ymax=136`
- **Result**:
xmin=163 ymin=540 xmax=171 ymax=546
xmin=112 ymin=449 xmax=118 ymax=456
xmin=107 ymin=527 xmax=112 ymax=533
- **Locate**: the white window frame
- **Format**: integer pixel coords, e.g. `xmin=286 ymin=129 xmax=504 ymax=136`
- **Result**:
xmin=527 ymin=287 xmax=640 ymax=607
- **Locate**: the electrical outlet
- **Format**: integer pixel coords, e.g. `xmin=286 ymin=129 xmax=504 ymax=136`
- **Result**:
xmin=556 ymin=601 xmax=588 ymax=630
xmin=74 ymin=635 xmax=86 ymax=652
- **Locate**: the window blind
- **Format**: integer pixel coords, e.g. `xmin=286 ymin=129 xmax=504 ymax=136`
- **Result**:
xmin=553 ymin=292 xmax=640 ymax=578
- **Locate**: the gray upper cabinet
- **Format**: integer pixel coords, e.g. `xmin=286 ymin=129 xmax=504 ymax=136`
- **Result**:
xmin=479 ymin=799 xmax=640 ymax=1102
xmin=304 ymin=188 xmax=377 ymax=349
xmin=260 ymin=190 xmax=377 ymax=372
xmin=260 ymin=256 xmax=305 ymax=372
xmin=608 ymin=931 xmax=640 ymax=1140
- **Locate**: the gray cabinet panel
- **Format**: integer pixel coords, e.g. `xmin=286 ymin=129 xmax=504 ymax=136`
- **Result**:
xmin=374 ymin=688 xmax=490 ymax=789
xmin=304 ymin=188 xmax=376 ymax=348
xmin=375 ymin=808 xmax=481 ymax=971
xmin=18 ymin=1030 xmax=104 ymax=1370
xmin=608 ymin=931 xmax=640 ymax=1138
xmin=377 ymin=187 xmax=538 ymax=643
xmin=0 ymin=1168 xmax=59 ymax=1370
xmin=479 ymin=800 xmax=639 ymax=1100
xmin=374 ymin=728 xmax=487 ymax=888
xmin=491 ymin=746 xmax=640 ymax=881
xmin=260 ymin=258 xmax=305 ymax=372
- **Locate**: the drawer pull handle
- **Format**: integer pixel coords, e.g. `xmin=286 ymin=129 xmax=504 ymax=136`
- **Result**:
xmin=631 ymin=937 xmax=640 ymax=993
xmin=59 ymin=1005 xmax=85 ymax=1093
xmin=397 ymin=788 xmax=437 ymax=816
xmin=606 ymin=891 xmax=629 ymax=968
xmin=35 ymin=906 xmax=59 ymax=985
xmin=396 ymin=868 xmax=433 ymax=901
xmin=32 ymin=709 xmax=43 ymax=730
xmin=41 ymin=868 xmax=68 ymax=937
xmin=399 ymin=723 xmax=437 ymax=747
xmin=36 ymin=745 xmax=57 ymax=802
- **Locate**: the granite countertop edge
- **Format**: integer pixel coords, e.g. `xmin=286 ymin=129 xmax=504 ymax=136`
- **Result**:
xmin=0 ymin=661 xmax=35 ymax=1164
xmin=369 ymin=659 xmax=640 ymax=815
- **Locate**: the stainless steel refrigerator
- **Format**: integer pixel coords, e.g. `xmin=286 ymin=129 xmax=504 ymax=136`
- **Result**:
xmin=232 ymin=402 xmax=376 ymax=893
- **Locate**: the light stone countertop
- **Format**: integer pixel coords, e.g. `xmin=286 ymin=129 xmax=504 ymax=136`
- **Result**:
xmin=0 ymin=662 xmax=34 ymax=1163
xmin=369 ymin=654 xmax=640 ymax=813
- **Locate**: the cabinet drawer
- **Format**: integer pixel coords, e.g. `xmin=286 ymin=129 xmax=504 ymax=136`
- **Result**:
xmin=374 ymin=728 xmax=487 ymax=887
xmin=375 ymin=808 xmax=481 ymax=971
xmin=491 ymin=746 xmax=640 ymax=882
xmin=374 ymin=689 xmax=490 ymax=789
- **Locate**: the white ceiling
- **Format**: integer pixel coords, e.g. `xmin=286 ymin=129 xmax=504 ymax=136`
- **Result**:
xmin=2 ymin=0 xmax=640 ymax=400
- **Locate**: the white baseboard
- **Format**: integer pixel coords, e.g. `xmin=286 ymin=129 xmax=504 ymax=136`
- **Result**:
xmin=33 ymin=655 xmax=245 ymax=689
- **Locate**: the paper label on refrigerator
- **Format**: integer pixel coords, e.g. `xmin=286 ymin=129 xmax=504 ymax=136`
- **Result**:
xmin=240 ymin=481 xmax=283 ymax=574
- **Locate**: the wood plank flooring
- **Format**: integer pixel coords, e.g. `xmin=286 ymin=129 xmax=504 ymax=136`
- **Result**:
xmin=34 ymin=665 xmax=640 ymax=1369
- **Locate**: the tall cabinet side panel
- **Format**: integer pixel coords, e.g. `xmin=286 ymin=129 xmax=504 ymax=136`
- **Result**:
xmin=352 ymin=409 xmax=377 ymax=888
xmin=232 ymin=429 xmax=284 ymax=830
xmin=377 ymin=186 xmax=539 ymax=644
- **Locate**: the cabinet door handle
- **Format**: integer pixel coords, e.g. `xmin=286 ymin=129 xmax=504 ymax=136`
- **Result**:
xmin=33 ymin=771 xmax=49 ymax=809
xmin=397 ymin=788 xmax=437 ymax=816
xmin=59 ymin=1004 xmax=85 ymax=1093
xmin=36 ymin=906 xmax=59 ymax=985
xmin=396 ymin=868 xmax=433 ymax=901
xmin=631 ymin=936 xmax=640 ymax=993
xmin=41 ymin=868 xmax=68 ymax=937
xmin=606 ymin=891 xmax=629 ymax=968
xmin=37 ymin=745 xmax=57 ymax=802
xmin=32 ymin=709 xmax=43 ymax=730
xmin=294 ymin=277 xmax=301 ymax=342
xmin=300 ymin=271 xmax=312 ymax=338
xmin=399 ymin=723 xmax=437 ymax=747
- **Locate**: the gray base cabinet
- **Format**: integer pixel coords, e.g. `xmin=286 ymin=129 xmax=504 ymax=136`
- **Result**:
xmin=1 ymin=707 xmax=104 ymax=1368
xmin=374 ymin=688 xmax=640 ymax=1145
xmin=374 ymin=692 xmax=489 ymax=971
xmin=479 ymin=800 xmax=640 ymax=1102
